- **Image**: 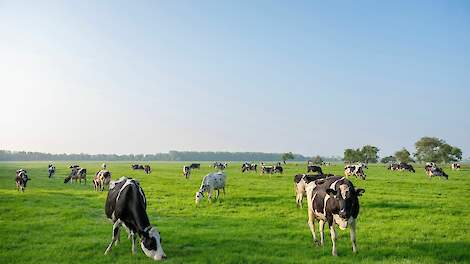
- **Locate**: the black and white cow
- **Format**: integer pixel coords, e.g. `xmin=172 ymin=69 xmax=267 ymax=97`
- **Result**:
xmin=294 ymin=174 xmax=326 ymax=207
xmin=132 ymin=164 xmax=145 ymax=170
xmin=144 ymin=165 xmax=151 ymax=175
xmin=241 ymin=162 xmax=257 ymax=173
xmin=425 ymin=164 xmax=448 ymax=179
xmin=195 ymin=172 xmax=226 ymax=204
xmin=213 ymin=162 xmax=227 ymax=171
xmin=190 ymin=163 xmax=201 ymax=169
xmin=260 ymin=163 xmax=274 ymax=175
xmin=104 ymin=177 xmax=166 ymax=260
xmin=48 ymin=164 xmax=56 ymax=178
xmin=451 ymin=163 xmax=461 ymax=171
xmin=64 ymin=166 xmax=87 ymax=184
xmin=274 ymin=164 xmax=283 ymax=174
xmin=344 ymin=165 xmax=366 ymax=180
xmin=94 ymin=170 xmax=112 ymax=191
xmin=399 ymin=163 xmax=415 ymax=173
xmin=183 ymin=166 xmax=191 ymax=179
xmin=306 ymin=176 xmax=365 ymax=256
xmin=307 ymin=165 xmax=323 ymax=174
xmin=16 ymin=169 xmax=30 ymax=192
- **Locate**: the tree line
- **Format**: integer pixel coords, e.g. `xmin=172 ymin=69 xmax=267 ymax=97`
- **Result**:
xmin=0 ymin=150 xmax=311 ymax=162
xmin=344 ymin=137 xmax=462 ymax=164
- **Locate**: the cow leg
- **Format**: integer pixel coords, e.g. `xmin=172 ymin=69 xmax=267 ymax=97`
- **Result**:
xmin=208 ymin=189 xmax=213 ymax=202
xmin=350 ymin=219 xmax=357 ymax=253
xmin=330 ymin=225 xmax=338 ymax=256
xmin=104 ymin=220 xmax=121 ymax=255
xmin=131 ymin=232 xmax=136 ymax=254
xmin=216 ymin=189 xmax=220 ymax=199
xmin=307 ymin=208 xmax=318 ymax=245
xmin=319 ymin=219 xmax=325 ymax=246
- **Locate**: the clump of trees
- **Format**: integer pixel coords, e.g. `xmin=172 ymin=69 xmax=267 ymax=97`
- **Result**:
xmin=311 ymin=155 xmax=323 ymax=164
xmin=380 ymin=156 xmax=396 ymax=163
xmin=414 ymin=137 xmax=462 ymax=163
xmin=281 ymin=152 xmax=295 ymax=163
xmin=344 ymin=145 xmax=379 ymax=163
xmin=394 ymin=148 xmax=414 ymax=163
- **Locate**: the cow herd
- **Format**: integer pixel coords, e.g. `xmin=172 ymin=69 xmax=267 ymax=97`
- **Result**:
xmin=12 ymin=160 xmax=461 ymax=260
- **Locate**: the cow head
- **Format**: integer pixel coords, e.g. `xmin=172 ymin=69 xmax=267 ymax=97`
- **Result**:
xmin=195 ymin=191 xmax=204 ymax=204
xmin=326 ymin=184 xmax=365 ymax=229
xmin=141 ymin=226 xmax=166 ymax=261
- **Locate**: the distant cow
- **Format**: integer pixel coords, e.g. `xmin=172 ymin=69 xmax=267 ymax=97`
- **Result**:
xmin=195 ymin=172 xmax=226 ymax=204
xmin=260 ymin=163 xmax=274 ymax=175
xmin=93 ymin=170 xmax=112 ymax=191
xmin=399 ymin=163 xmax=415 ymax=173
xmin=16 ymin=169 xmax=30 ymax=192
xmin=104 ymin=177 xmax=166 ymax=260
xmin=48 ymin=164 xmax=56 ymax=178
xmin=132 ymin=164 xmax=145 ymax=170
xmin=307 ymin=165 xmax=323 ymax=174
xmin=241 ymin=162 xmax=257 ymax=173
xmin=306 ymin=176 xmax=365 ymax=256
xmin=64 ymin=167 xmax=87 ymax=184
xmin=274 ymin=164 xmax=283 ymax=174
xmin=425 ymin=164 xmax=448 ymax=179
xmin=294 ymin=174 xmax=326 ymax=207
xmin=144 ymin=165 xmax=151 ymax=175
xmin=213 ymin=162 xmax=227 ymax=171
xmin=190 ymin=163 xmax=201 ymax=169
xmin=451 ymin=163 xmax=461 ymax=171
xmin=183 ymin=166 xmax=191 ymax=179
xmin=344 ymin=165 xmax=366 ymax=180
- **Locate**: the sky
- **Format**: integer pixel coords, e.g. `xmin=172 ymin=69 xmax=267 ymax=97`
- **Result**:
xmin=0 ymin=1 xmax=469 ymax=157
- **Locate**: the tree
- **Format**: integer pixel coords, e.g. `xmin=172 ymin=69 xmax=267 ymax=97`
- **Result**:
xmin=311 ymin=155 xmax=323 ymax=164
xmin=380 ymin=156 xmax=396 ymax=163
xmin=414 ymin=137 xmax=462 ymax=163
xmin=344 ymin=148 xmax=363 ymax=163
xmin=281 ymin=152 xmax=295 ymax=163
xmin=394 ymin=148 xmax=414 ymax=163
xmin=361 ymin=145 xmax=380 ymax=163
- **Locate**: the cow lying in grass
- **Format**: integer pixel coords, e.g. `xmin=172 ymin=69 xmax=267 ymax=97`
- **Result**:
xmin=104 ymin=177 xmax=166 ymax=260
xmin=306 ymin=176 xmax=365 ymax=256
xmin=425 ymin=164 xmax=448 ymax=179
xmin=195 ymin=172 xmax=226 ymax=204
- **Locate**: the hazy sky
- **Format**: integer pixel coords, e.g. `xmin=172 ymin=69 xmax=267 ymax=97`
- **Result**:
xmin=1 ymin=1 xmax=469 ymax=157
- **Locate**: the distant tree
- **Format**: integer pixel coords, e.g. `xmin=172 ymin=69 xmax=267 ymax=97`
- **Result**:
xmin=414 ymin=137 xmax=462 ymax=163
xmin=394 ymin=148 xmax=414 ymax=163
xmin=361 ymin=145 xmax=380 ymax=163
xmin=311 ymin=155 xmax=323 ymax=164
xmin=380 ymin=156 xmax=397 ymax=163
xmin=281 ymin=152 xmax=295 ymax=164
xmin=344 ymin=148 xmax=363 ymax=163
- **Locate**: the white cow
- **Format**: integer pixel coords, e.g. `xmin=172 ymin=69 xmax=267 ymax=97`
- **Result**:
xmin=195 ymin=172 xmax=226 ymax=204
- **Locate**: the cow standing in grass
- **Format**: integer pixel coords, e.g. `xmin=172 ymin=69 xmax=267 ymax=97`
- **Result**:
xmin=294 ymin=174 xmax=326 ymax=207
xmin=306 ymin=176 xmax=365 ymax=256
xmin=64 ymin=166 xmax=87 ymax=184
xmin=48 ymin=164 xmax=56 ymax=178
xmin=104 ymin=177 xmax=166 ymax=260
xmin=144 ymin=165 xmax=151 ymax=175
xmin=94 ymin=170 xmax=112 ymax=191
xmin=241 ymin=162 xmax=257 ymax=173
xmin=451 ymin=163 xmax=461 ymax=170
xmin=183 ymin=166 xmax=191 ymax=179
xmin=307 ymin=165 xmax=323 ymax=174
xmin=16 ymin=169 xmax=30 ymax=192
xmin=195 ymin=172 xmax=226 ymax=204
xmin=344 ymin=165 xmax=366 ymax=180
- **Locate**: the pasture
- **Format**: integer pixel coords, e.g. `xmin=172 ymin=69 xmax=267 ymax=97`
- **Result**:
xmin=0 ymin=162 xmax=469 ymax=263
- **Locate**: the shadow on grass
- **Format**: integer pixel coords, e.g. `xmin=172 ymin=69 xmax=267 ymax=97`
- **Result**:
xmin=366 ymin=201 xmax=425 ymax=210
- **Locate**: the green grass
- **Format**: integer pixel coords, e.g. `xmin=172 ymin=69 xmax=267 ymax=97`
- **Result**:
xmin=0 ymin=162 xmax=469 ymax=263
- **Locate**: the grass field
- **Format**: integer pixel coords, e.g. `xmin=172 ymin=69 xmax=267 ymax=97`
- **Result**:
xmin=0 ymin=162 xmax=469 ymax=264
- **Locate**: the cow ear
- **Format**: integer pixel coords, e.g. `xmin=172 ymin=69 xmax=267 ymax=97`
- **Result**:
xmin=326 ymin=188 xmax=337 ymax=196
xmin=356 ymin=189 xmax=365 ymax=196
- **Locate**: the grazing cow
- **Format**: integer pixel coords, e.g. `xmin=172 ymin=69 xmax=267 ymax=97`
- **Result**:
xmin=48 ymin=164 xmax=56 ymax=178
xmin=344 ymin=165 xmax=366 ymax=180
xmin=387 ymin=163 xmax=400 ymax=171
xmin=102 ymin=163 xmax=107 ymax=170
xmin=306 ymin=176 xmax=365 ymax=256
xmin=425 ymin=164 xmax=448 ymax=179
xmin=294 ymin=174 xmax=326 ymax=207
xmin=94 ymin=170 xmax=112 ymax=191
xmin=195 ymin=172 xmax=226 ymax=204
xmin=241 ymin=162 xmax=257 ymax=173
xmin=399 ymin=163 xmax=415 ymax=173
xmin=64 ymin=167 xmax=87 ymax=184
xmin=190 ymin=163 xmax=201 ymax=169
xmin=16 ymin=169 xmax=30 ymax=192
xmin=132 ymin=164 xmax=145 ymax=170
xmin=104 ymin=177 xmax=166 ymax=260
xmin=307 ymin=165 xmax=323 ymax=174
xmin=274 ymin=164 xmax=283 ymax=174
xmin=144 ymin=165 xmax=151 ymax=175
xmin=213 ymin=162 xmax=227 ymax=171
xmin=451 ymin=163 xmax=461 ymax=171
xmin=183 ymin=166 xmax=191 ymax=179
xmin=260 ymin=163 xmax=274 ymax=175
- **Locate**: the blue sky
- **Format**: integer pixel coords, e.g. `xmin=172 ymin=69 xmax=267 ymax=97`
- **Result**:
xmin=0 ymin=1 xmax=469 ymax=157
